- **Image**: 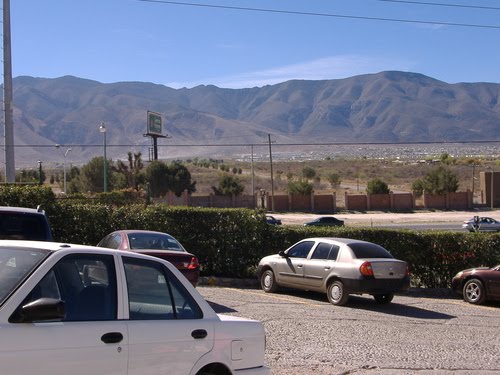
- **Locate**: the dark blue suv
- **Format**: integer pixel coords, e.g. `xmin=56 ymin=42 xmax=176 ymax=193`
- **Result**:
xmin=0 ymin=206 xmax=53 ymax=241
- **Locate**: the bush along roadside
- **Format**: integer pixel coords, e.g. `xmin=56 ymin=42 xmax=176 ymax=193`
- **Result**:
xmin=1 ymin=185 xmax=499 ymax=288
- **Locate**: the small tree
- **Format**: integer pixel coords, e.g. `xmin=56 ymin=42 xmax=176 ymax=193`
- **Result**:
xmin=326 ymin=172 xmax=341 ymax=188
xmin=212 ymin=174 xmax=245 ymax=196
xmin=113 ymin=151 xmax=144 ymax=190
xmin=302 ymin=166 xmax=316 ymax=179
xmin=79 ymin=157 xmax=114 ymax=193
xmin=411 ymin=179 xmax=425 ymax=198
xmin=145 ymin=161 xmax=170 ymax=198
xmin=287 ymin=179 xmax=313 ymax=195
xmin=366 ymin=178 xmax=390 ymax=194
xmin=168 ymin=162 xmax=196 ymax=197
xmin=439 ymin=152 xmax=454 ymax=165
xmin=145 ymin=161 xmax=196 ymax=198
xmin=412 ymin=166 xmax=459 ymax=197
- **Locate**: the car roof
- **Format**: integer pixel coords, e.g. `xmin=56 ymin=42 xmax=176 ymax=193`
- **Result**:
xmin=298 ymin=237 xmax=373 ymax=245
xmin=112 ymin=230 xmax=171 ymax=236
xmin=0 ymin=240 xmax=163 ymax=261
xmin=0 ymin=206 xmax=45 ymax=214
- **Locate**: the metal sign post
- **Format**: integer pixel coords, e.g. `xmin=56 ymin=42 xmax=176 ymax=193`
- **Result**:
xmin=144 ymin=111 xmax=168 ymax=160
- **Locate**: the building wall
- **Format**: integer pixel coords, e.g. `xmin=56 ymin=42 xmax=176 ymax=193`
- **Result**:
xmin=345 ymin=194 xmax=368 ymax=211
xmin=155 ymin=190 xmax=471 ymax=211
xmin=368 ymin=194 xmax=391 ymax=210
xmin=392 ymin=193 xmax=414 ymax=210
xmin=480 ymin=171 xmax=500 ymax=208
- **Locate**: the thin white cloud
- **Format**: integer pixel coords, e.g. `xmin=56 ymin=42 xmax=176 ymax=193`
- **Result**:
xmin=166 ymin=55 xmax=417 ymax=89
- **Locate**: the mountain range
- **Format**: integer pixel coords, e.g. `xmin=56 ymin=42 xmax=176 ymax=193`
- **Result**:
xmin=6 ymin=71 xmax=500 ymax=165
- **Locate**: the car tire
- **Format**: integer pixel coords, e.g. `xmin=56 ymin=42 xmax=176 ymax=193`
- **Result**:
xmin=373 ymin=293 xmax=394 ymax=304
xmin=260 ymin=269 xmax=279 ymax=293
xmin=327 ymin=280 xmax=349 ymax=306
xmin=463 ymin=278 xmax=486 ymax=305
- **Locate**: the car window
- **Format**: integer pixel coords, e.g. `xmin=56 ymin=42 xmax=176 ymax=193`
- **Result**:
xmin=16 ymin=254 xmax=117 ymax=322
xmin=287 ymin=241 xmax=314 ymax=258
xmin=311 ymin=243 xmax=330 ymax=259
xmin=0 ymin=213 xmax=51 ymax=241
xmin=311 ymin=243 xmax=340 ymax=260
xmin=99 ymin=234 xmax=121 ymax=249
xmin=123 ymin=257 xmax=202 ymax=320
xmin=348 ymin=243 xmax=393 ymax=259
xmin=0 ymin=248 xmax=49 ymax=305
xmin=128 ymin=233 xmax=185 ymax=252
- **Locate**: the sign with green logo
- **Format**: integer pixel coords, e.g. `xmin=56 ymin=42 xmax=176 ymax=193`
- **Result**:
xmin=147 ymin=111 xmax=162 ymax=136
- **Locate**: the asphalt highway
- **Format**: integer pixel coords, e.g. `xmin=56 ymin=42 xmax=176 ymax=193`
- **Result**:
xmin=271 ymin=210 xmax=499 ymax=232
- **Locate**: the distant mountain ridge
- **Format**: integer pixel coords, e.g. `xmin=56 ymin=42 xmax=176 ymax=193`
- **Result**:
xmin=8 ymin=71 xmax=500 ymax=164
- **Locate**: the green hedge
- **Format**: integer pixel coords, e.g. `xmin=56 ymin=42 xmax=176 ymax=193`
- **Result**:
xmin=1 ymin=186 xmax=499 ymax=288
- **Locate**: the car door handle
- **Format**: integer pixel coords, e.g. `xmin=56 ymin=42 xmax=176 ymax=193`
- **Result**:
xmin=192 ymin=329 xmax=208 ymax=339
xmin=324 ymin=266 xmax=331 ymax=270
xmin=297 ymin=264 xmax=303 ymax=268
xmin=101 ymin=332 xmax=123 ymax=344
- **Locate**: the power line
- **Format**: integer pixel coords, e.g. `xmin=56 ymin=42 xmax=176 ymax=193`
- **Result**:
xmin=12 ymin=140 xmax=500 ymax=148
xmin=137 ymin=0 xmax=500 ymax=29
xmin=378 ymin=0 xmax=500 ymax=11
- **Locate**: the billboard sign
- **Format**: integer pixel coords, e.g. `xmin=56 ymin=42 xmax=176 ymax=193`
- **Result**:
xmin=146 ymin=111 xmax=162 ymax=136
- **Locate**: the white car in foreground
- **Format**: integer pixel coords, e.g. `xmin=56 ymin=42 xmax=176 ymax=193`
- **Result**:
xmin=0 ymin=240 xmax=269 ymax=375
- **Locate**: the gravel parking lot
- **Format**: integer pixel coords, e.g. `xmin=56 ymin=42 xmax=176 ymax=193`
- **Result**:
xmin=198 ymin=286 xmax=500 ymax=375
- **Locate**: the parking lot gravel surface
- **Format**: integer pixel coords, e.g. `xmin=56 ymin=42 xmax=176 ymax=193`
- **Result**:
xmin=198 ymin=286 xmax=500 ymax=375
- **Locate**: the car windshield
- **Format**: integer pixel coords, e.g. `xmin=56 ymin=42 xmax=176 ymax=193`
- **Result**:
xmin=0 ymin=247 xmax=49 ymax=305
xmin=128 ymin=233 xmax=186 ymax=252
xmin=0 ymin=213 xmax=49 ymax=241
xmin=348 ymin=242 xmax=393 ymax=259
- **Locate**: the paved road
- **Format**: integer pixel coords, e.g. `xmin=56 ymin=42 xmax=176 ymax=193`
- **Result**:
xmin=198 ymin=286 xmax=500 ymax=375
xmin=272 ymin=211 xmax=499 ymax=232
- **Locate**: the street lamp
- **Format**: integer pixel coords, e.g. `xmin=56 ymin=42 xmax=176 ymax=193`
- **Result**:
xmin=37 ymin=160 xmax=42 ymax=185
xmin=99 ymin=122 xmax=107 ymax=192
xmin=55 ymin=145 xmax=72 ymax=194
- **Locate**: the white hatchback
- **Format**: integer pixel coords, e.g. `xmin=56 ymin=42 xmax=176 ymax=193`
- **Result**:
xmin=0 ymin=240 xmax=269 ymax=375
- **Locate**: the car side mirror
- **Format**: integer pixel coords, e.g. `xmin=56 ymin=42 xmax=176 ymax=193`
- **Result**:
xmin=9 ymin=298 xmax=66 ymax=323
xmin=278 ymin=251 xmax=287 ymax=257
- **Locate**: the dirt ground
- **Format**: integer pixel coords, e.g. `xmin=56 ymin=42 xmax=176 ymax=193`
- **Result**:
xmin=271 ymin=210 xmax=496 ymax=226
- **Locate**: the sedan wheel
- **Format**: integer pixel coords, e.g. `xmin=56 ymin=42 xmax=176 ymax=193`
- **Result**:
xmin=463 ymin=278 xmax=486 ymax=304
xmin=260 ymin=269 xmax=279 ymax=293
xmin=327 ymin=280 xmax=349 ymax=306
xmin=373 ymin=293 xmax=394 ymax=304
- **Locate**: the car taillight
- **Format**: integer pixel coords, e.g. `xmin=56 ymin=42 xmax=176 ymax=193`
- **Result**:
xmin=187 ymin=257 xmax=199 ymax=270
xmin=359 ymin=261 xmax=374 ymax=276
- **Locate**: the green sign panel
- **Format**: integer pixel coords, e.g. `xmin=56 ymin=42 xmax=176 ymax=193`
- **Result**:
xmin=147 ymin=111 xmax=162 ymax=136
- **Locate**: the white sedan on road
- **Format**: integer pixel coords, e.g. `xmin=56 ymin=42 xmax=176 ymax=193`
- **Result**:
xmin=462 ymin=216 xmax=500 ymax=232
xmin=0 ymin=240 xmax=269 ymax=375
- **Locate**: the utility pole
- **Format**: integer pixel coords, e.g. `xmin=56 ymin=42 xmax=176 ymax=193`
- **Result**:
xmin=3 ymin=0 xmax=15 ymax=182
xmin=267 ymin=134 xmax=276 ymax=212
xmin=251 ymin=144 xmax=255 ymax=195
xmin=491 ymin=169 xmax=494 ymax=210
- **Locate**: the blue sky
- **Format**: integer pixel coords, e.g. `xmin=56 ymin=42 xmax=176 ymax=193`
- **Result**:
xmin=11 ymin=0 xmax=500 ymax=89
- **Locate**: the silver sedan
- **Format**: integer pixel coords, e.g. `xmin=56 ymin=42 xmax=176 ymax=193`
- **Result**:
xmin=257 ymin=237 xmax=410 ymax=306
xmin=462 ymin=217 xmax=500 ymax=232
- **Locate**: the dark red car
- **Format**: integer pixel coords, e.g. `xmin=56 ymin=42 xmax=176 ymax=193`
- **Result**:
xmin=451 ymin=265 xmax=500 ymax=305
xmin=97 ymin=230 xmax=200 ymax=287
